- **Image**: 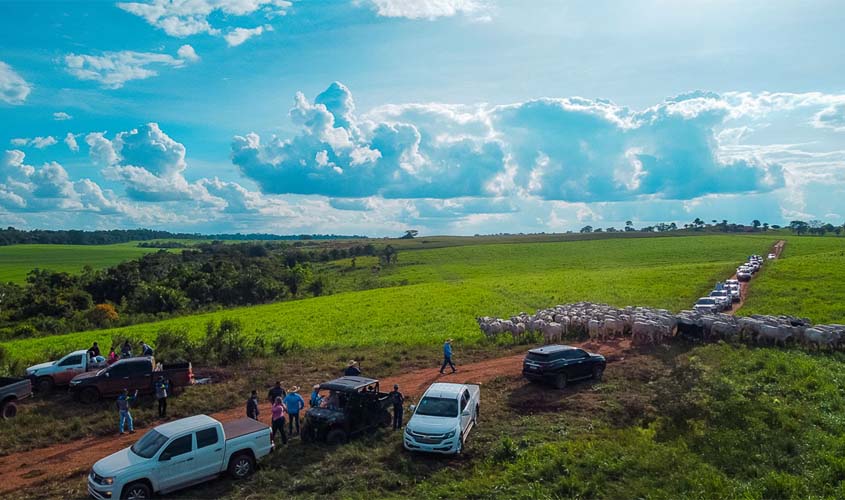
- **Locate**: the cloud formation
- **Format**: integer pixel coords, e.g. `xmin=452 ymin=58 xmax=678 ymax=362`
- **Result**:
xmin=64 ymin=133 xmax=79 ymax=152
xmin=64 ymin=46 xmax=198 ymax=88
xmin=224 ymin=25 xmax=272 ymax=46
xmin=53 ymin=111 xmax=72 ymax=121
xmin=367 ymin=0 xmax=486 ymax=20
xmin=118 ymin=0 xmax=290 ymax=42
xmin=0 ymin=61 xmax=31 ymax=105
xmin=10 ymin=136 xmax=58 ymax=149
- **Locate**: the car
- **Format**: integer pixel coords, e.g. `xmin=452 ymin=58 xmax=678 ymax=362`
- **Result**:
xmin=737 ymin=270 xmax=752 ymax=282
xmin=404 ymin=382 xmax=480 ymax=455
xmin=300 ymin=376 xmax=392 ymax=445
xmin=709 ymin=290 xmax=732 ymax=310
xmin=725 ymin=279 xmax=739 ymax=286
xmin=69 ymin=357 xmax=193 ymax=404
xmin=694 ymin=297 xmax=721 ymax=314
xmin=26 ymin=350 xmax=108 ymax=392
xmin=767 ymin=253 xmax=777 ymax=260
xmin=726 ymin=284 xmax=741 ymax=302
xmin=88 ymin=415 xmax=272 ymax=500
xmin=522 ymin=344 xmax=606 ymax=389
xmin=0 ymin=376 xmax=32 ymax=419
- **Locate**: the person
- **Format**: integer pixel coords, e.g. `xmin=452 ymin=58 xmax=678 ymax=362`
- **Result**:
xmin=154 ymin=375 xmax=170 ymax=418
xmin=440 ymin=339 xmax=456 ymax=374
xmin=116 ymin=388 xmax=139 ymax=435
xmin=309 ymin=384 xmax=322 ymax=408
xmin=271 ymin=396 xmax=288 ymax=445
xmin=344 ymin=360 xmax=361 ymax=376
xmin=140 ymin=341 xmax=154 ymax=357
xmin=268 ymin=381 xmax=286 ymax=404
xmin=107 ymin=347 xmax=118 ymax=365
xmin=389 ymin=384 xmax=405 ymax=430
xmin=326 ymin=390 xmax=340 ymax=410
xmin=246 ymin=390 xmax=260 ymax=420
xmin=283 ymin=386 xmax=305 ymax=436
xmin=87 ymin=342 xmax=101 ymax=361
xmin=121 ymin=340 xmax=132 ymax=358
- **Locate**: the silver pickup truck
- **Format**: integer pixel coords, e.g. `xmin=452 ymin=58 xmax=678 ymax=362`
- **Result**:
xmin=1 ymin=376 xmax=33 ymax=419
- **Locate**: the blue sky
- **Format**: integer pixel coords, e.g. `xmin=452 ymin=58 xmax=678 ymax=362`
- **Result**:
xmin=1 ymin=0 xmax=844 ymax=236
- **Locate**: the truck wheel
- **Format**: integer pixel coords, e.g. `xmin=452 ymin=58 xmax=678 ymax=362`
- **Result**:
xmin=121 ymin=481 xmax=151 ymax=500
xmin=554 ymin=373 xmax=567 ymax=389
xmin=79 ymin=387 xmax=100 ymax=404
xmin=379 ymin=410 xmax=392 ymax=428
xmin=1 ymin=401 xmax=17 ymax=420
xmin=228 ymin=453 xmax=255 ymax=479
xmin=36 ymin=377 xmax=54 ymax=393
xmin=474 ymin=405 xmax=479 ymax=425
xmin=300 ymin=423 xmax=313 ymax=443
xmin=592 ymin=366 xmax=604 ymax=381
xmin=326 ymin=429 xmax=348 ymax=445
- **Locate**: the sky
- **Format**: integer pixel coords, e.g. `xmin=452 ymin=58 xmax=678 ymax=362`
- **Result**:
xmin=1 ymin=0 xmax=844 ymax=236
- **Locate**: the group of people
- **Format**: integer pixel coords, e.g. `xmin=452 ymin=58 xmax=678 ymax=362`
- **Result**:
xmin=88 ymin=340 xmax=155 ymax=366
xmin=113 ymin=374 xmax=172 ymax=434
xmin=246 ymin=382 xmax=306 ymax=444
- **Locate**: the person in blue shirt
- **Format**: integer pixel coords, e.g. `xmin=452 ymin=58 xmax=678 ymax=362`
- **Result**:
xmin=309 ymin=384 xmax=322 ymax=408
xmin=116 ymin=388 xmax=139 ymax=434
xmin=284 ymin=386 xmax=305 ymax=436
xmin=344 ymin=360 xmax=361 ymax=376
xmin=440 ymin=339 xmax=456 ymax=374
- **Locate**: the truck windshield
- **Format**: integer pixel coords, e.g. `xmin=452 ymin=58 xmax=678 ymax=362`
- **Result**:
xmin=130 ymin=430 xmax=168 ymax=459
xmin=416 ymin=396 xmax=458 ymax=418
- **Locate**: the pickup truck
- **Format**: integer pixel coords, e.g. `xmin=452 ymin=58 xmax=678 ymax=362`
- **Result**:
xmin=88 ymin=414 xmax=272 ymax=500
xmin=522 ymin=344 xmax=606 ymax=389
xmin=26 ymin=349 xmax=108 ymax=392
xmin=403 ymin=382 xmax=480 ymax=455
xmin=1 ymin=377 xmax=32 ymax=419
xmin=69 ymin=357 xmax=193 ymax=404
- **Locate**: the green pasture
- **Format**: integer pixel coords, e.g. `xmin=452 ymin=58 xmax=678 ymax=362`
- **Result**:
xmin=0 ymin=243 xmax=163 ymax=284
xmin=2 ymin=234 xmax=775 ymax=363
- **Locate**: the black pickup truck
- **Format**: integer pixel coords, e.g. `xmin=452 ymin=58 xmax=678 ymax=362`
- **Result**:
xmin=1 ymin=377 xmax=32 ymax=419
xmin=522 ymin=345 xmax=606 ymax=389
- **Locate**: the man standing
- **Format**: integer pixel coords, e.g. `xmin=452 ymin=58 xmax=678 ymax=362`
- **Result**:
xmin=267 ymin=381 xmax=286 ymax=404
xmin=284 ymin=386 xmax=305 ymax=436
xmin=389 ymin=384 xmax=405 ymax=430
xmin=140 ymin=341 xmax=154 ymax=357
xmin=344 ymin=360 xmax=361 ymax=376
xmin=246 ymin=390 xmax=260 ymax=420
xmin=440 ymin=339 xmax=456 ymax=374
xmin=154 ymin=375 xmax=170 ymax=418
xmin=116 ymin=388 xmax=139 ymax=435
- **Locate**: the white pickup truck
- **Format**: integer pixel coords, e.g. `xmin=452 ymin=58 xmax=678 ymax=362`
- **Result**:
xmin=88 ymin=415 xmax=272 ymax=500
xmin=26 ymin=349 xmax=107 ymax=392
xmin=403 ymin=382 xmax=480 ymax=455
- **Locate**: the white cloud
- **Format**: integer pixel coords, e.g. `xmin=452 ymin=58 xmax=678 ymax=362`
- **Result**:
xmin=118 ymin=0 xmax=290 ymax=42
xmin=9 ymin=137 xmax=58 ymax=149
xmin=53 ymin=111 xmax=73 ymax=121
xmin=0 ymin=61 xmax=31 ymax=105
xmin=64 ymin=47 xmax=198 ymax=89
xmin=368 ymin=0 xmax=487 ymax=20
xmin=813 ymin=103 xmax=845 ymax=132
xmin=64 ymin=133 xmax=79 ymax=152
xmin=86 ymin=132 xmax=120 ymax=165
xmin=224 ymin=25 xmax=272 ymax=47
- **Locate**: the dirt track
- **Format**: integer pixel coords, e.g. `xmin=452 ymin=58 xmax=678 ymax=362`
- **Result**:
xmin=725 ymin=239 xmax=785 ymax=315
xmin=0 ymin=339 xmax=632 ymax=495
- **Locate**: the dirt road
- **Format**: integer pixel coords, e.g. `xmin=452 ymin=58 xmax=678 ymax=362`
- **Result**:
xmin=0 ymin=339 xmax=632 ymax=495
xmin=725 ymin=239 xmax=785 ymax=315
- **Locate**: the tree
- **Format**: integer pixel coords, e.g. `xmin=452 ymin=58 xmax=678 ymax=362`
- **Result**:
xmin=400 ymin=230 xmax=418 ymax=239
xmin=580 ymin=225 xmax=593 ymax=233
xmin=789 ymin=220 xmax=809 ymax=235
xmin=762 ymin=222 xmax=769 ymax=231
xmin=87 ymin=303 xmax=119 ymax=326
xmin=752 ymin=220 xmax=761 ymax=230
xmin=625 ymin=220 xmax=635 ymax=232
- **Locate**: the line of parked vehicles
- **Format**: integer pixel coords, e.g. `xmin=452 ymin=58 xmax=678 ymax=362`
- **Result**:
xmin=693 ymin=254 xmax=767 ymax=313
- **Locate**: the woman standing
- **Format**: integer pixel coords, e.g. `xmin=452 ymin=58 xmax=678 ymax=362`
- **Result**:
xmin=271 ymin=396 xmax=288 ymax=445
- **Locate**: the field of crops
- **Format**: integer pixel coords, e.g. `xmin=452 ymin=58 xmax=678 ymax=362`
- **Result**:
xmin=1 ymin=234 xmax=775 ymax=363
xmin=740 ymin=236 xmax=845 ymax=324
xmin=0 ymin=243 xmax=163 ymax=284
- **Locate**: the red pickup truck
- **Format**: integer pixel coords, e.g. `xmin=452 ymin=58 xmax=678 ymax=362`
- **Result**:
xmin=68 ymin=357 xmax=193 ymax=404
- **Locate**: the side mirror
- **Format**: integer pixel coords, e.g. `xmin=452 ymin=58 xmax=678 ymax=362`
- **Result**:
xmin=409 ymin=404 xmax=416 ymax=412
xmin=462 ymin=409 xmax=471 ymax=416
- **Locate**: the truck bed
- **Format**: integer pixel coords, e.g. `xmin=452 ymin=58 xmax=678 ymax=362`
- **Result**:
xmin=223 ymin=418 xmax=268 ymax=440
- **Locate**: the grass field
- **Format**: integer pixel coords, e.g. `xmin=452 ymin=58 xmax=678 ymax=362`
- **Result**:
xmin=739 ymin=236 xmax=845 ymax=323
xmin=1 ymin=234 xmax=775 ymax=363
xmin=0 ymin=243 xmax=164 ymax=284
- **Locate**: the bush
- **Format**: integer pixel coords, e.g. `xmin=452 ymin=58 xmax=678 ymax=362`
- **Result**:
xmin=154 ymin=327 xmax=194 ymax=362
xmin=198 ymin=318 xmax=253 ymax=366
xmin=87 ymin=303 xmax=119 ymax=327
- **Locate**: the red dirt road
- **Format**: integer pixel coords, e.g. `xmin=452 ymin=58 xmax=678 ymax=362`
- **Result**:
xmin=0 ymin=340 xmax=632 ymax=495
xmin=725 ymin=239 xmax=785 ymax=315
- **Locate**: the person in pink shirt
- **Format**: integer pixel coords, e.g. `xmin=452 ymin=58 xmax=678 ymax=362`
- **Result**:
xmin=271 ymin=396 xmax=288 ymax=445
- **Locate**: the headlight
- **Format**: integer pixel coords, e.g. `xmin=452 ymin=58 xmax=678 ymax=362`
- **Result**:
xmin=103 ymin=477 xmax=114 ymax=485
xmin=70 ymin=380 xmax=80 ymax=385
xmin=444 ymin=430 xmax=456 ymax=438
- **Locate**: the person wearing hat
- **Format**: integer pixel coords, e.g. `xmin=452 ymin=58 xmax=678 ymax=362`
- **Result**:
xmin=344 ymin=360 xmax=362 ymax=377
xmin=283 ymin=386 xmax=305 ymax=436
xmin=154 ymin=374 xmax=171 ymax=418
xmin=440 ymin=339 xmax=456 ymax=374
xmin=309 ymin=384 xmax=322 ymax=408
xmin=246 ymin=390 xmax=260 ymax=420
xmin=388 ymin=384 xmax=405 ymax=430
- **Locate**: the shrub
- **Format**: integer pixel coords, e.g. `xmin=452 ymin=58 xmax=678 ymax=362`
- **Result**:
xmin=87 ymin=303 xmax=119 ymax=327
xmin=154 ymin=327 xmax=194 ymax=362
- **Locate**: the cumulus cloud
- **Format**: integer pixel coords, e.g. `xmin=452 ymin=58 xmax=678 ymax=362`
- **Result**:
xmin=814 ymin=103 xmax=845 ymax=132
xmin=367 ymin=0 xmax=487 ymax=20
xmin=0 ymin=61 xmax=31 ymax=105
xmin=118 ymin=0 xmax=290 ymax=42
xmin=64 ymin=46 xmax=198 ymax=89
xmin=224 ymin=25 xmax=272 ymax=46
xmin=64 ymin=133 xmax=80 ymax=152
xmin=9 ymin=136 xmax=58 ymax=149
xmin=53 ymin=111 xmax=73 ymax=121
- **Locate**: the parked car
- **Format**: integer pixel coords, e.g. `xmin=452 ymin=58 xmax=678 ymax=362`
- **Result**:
xmin=0 ymin=377 xmax=32 ymax=419
xmin=694 ymin=297 xmax=721 ymax=314
xmin=404 ymin=382 xmax=480 ymax=455
xmin=726 ymin=284 xmax=741 ymax=302
xmin=69 ymin=357 xmax=193 ymax=404
xmin=301 ymin=376 xmax=392 ymax=445
xmin=26 ymin=349 xmax=108 ymax=392
xmin=737 ymin=270 xmax=752 ymax=282
xmin=88 ymin=414 xmax=271 ymax=500
xmin=709 ymin=290 xmax=732 ymax=310
xmin=522 ymin=344 xmax=606 ymax=389
xmin=767 ymin=253 xmax=777 ymax=260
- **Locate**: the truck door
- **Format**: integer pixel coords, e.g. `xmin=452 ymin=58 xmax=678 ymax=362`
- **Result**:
xmin=571 ymin=350 xmax=591 ymax=378
xmin=54 ymin=353 xmax=84 ymax=385
xmin=193 ymin=426 xmax=225 ymax=478
xmin=156 ymin=434 xmax=195 ymax=492
xmin=127 ymin=359 xmax=153 ymax=393
xmin=459 ymin=390 xmax=471 ymax=434
xmin=103 ymin=362 xmax=130 ymax=396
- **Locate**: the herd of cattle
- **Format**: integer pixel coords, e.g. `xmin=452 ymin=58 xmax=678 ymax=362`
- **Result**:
xmin=477 ymin=301 xmax=845 ymax=350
